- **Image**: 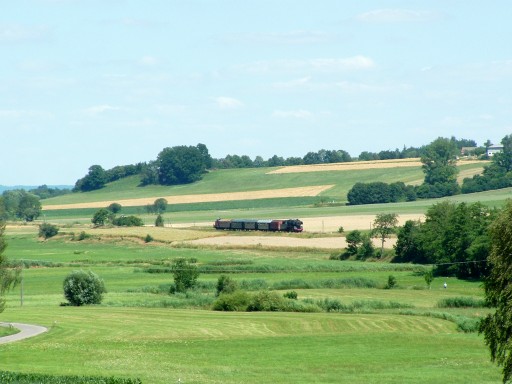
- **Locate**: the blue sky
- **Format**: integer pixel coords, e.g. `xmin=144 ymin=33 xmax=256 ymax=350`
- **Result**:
xmin=1 ymin=0 xmax=511 ymax=185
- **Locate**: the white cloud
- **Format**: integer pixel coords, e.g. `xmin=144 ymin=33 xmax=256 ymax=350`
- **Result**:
xmin=0 ymin=24 xmax=50 ymax=42
xmin=214 ymin=97 xmax=244 ymax=110
xmin=272 ymin=109 xmax=313 ymax=119
xmin=138 ymin=56 xmax=160 ymax=66
xmin=236 ymin=56 xmax=375 ymax=74
xmin=84 ymin=104 xmax=123 ymax=116
xmin=356 ymin=9 xmax=440 ymax=23
xmin=224 ymin=30 xmax=335 ymax=44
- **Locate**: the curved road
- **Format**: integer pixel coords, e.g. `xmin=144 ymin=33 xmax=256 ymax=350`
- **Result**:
xmin=0 ymin=322 xmax=48 ymax=344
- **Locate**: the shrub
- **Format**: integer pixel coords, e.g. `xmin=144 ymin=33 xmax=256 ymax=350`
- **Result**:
xmin=112 ymin=215 xmax=143 ymax=227
xmin=107 ymin=202 xmax=122 ymax=214
xmin=144 ymin=234 xmax=153 ymax=243
xmin=77 ymin=231 xmax=90 ymax=241
xmin=283 ymin=291 xmax=298 ymax=300
xmin=63 ymin=270 xmax=106 ymax=306
xmin=38 ymin=223 xmax=59 ymax=239
xmin=337 ymin=226 xmax=344 ymax=233
xmin=212 ymin=291 xmax=252 ymax=311
xmin=216 ymin=275 xmax=238 ymax=296
xmin=247 ymin=290 xmax=286 ymax=312
xmin=155 ymin=214 xmax=164 ymax=227
xmin=437 ymin=296 xmax=487 ymax=308
xmin=385 ymin=275 xmax=397 ymax=289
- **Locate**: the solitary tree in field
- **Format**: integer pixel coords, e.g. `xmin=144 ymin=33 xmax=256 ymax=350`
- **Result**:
xmin=372 ymin=213 xmax=398 ymax=258
xmin=171 ymin=258 xmax=199 ymax=293
xmin=0 ymin=221 xmax=21 ymax=313
xmin=153 ymin=198 xmax=168 ymax=214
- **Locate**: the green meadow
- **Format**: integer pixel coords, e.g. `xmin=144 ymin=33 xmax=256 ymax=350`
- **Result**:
xmin=0 ymin=160 xmax=506 ymax=383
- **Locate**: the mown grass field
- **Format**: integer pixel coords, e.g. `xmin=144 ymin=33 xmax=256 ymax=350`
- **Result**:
xmin=0 ymin=159 xmax=506 ymax=383
xmin=0 ymin=225 xmax=502 ymax=383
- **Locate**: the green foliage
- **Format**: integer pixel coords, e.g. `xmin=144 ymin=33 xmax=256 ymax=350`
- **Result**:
xmin=424 ymin=269 xmax=434 ymax=289
xmin=112 ymin=215 xmax=144 ymax=227
xmin=0 ymin=371 xmax=142 ymax=384
xmin=170 ymin=258 xmax=199 ymax=293
xmin=347 ymin=181 xmax=416 ymax=205
xmin=345 ymin=230 xmax=363 ymax=257
xmin=63 ymin=270 xmax=106 ymax=306
xmin=91 ymin=208 xmax=112 ymax=226
xmin=1 ymin=190 xmax=42 ymax=221
xmin=144 ymin=234 xmax=153 ymax=243
xmin=421 ymin=137 xmax=459 ymax=185
xmin=372 ymin=213 xmax=398 ymax=258
xmin=357 ymin=234 xmax=375 ymax=260
xmin=385 ymin=275 xmax=397 ymax=289
xmin=29 ymin=184 xmax=71 ymax=199
xmin=154 ymin=214 xmax=164 ymax=227
xmin=247 ymin=290 xmax=286 ymax=312
xmin=74 ymin=165 xmax=107 ymax=192
xmin=480 ymin=200 xmax=512 ymax=383
xmin=107 ymin=202 xmax=122 ymax=214
xmin=0 ymin=222 xmax=21 ymax=313
xmin=216 ymin=275 xmax=238 ymax=296
xmin=212 ymin=290 xmax=252 ymax=311
xmin=283 ymin=291 xmax=298 ymax=299
xmin=437 ymin=296 xmax=486 ymax=308
xmin=39 ymin=223 xmax=59 ymax=239
xmin=393 ymin=201 xmax=495 ymax=278
xmin=337 ymin=225 xmax=344 ymax=233
xmin=153 ymin=198 xmax=168 ymax=214
xmin=156 ymin=145 xmax=209 ymax=185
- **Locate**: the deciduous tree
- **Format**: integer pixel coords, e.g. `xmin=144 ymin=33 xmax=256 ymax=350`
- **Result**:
xmin=480 ymin=201 xmax=512 ymax=382
xmin=372 ymin=213 xmax=398 ymax=258
xmin=0 ymin=221 xmax=21 ymax=313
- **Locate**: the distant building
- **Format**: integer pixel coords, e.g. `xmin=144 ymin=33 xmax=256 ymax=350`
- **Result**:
xmin=460 ymin=147 xmax=478 ymax=156
xmin=487 ymin=144 xmax=504 ymax=157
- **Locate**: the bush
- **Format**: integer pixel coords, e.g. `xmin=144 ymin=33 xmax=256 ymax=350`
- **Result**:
xmin=437 ymin=296 xmax=487 ymax=308
xmin=63 ymin=270 xmax=106 ymax=306
xmin=112 ymin=215 xmax=143 ymax=227
xmin=144 ymin=234 xmax=153 ymax=243
xmin=283 ymin=291 xmax=298 ymax=300
xmin=38 ymin=223 xmax=59 ymax=239
xmin=385 ymin=275 xmax=397 ymax=289
xmin=155 ymin=214 xmax=164 ymax=227
xmin=247 ymin=290 xmax=286 ymax=312
xmin=212 ymin=291 xmax=252 ymax=311
xmin=216 ymin=275 xmax=238 ymax=296
xmin=107 ymin=202 xmax=122 ymax=214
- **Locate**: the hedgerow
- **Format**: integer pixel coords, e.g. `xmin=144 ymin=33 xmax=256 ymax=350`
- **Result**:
xmin=0 ymin=371 xmax=141 ymax=383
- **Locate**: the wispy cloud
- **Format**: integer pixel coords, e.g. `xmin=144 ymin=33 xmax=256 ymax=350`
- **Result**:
xmin=236 ymin=55 xmax=375 ymax=74
xmin=272 ymin=109 xmax=312 ymax=119
xmin=356 ymin=9 xmax=440 ymax=23
xmin=0 ymin=24 xmax=50 ymax=43
xmin=224 ymin=30 xmax=336 ymax=44
xmin=214 ymin=97 xmax=244 ymax=110
xmin=84 ymin=104 xmax=123 ymax=116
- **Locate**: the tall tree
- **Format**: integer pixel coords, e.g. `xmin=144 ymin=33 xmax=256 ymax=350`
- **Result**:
xmin=480 ymin=201 xmax=512 ymax=383
xmin=157 ymin=145 xmax=207 ymax=185
xmin=372 ymin=213 xmax=398 ymax=258
xmin=0 ymin=221 xmax=21 ymax=313
xmin=421 ymin=137 xmax=459 ymax=185
xmin=74 ymin=165 xmax=107 ymax=192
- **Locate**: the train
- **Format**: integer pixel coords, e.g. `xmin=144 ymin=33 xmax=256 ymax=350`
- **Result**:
xmin=214 ymin=218 xmax=303 ymax=232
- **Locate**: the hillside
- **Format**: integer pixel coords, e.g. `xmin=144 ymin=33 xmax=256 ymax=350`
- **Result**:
xmin=42 ymin=158 xmax=487 ymax=209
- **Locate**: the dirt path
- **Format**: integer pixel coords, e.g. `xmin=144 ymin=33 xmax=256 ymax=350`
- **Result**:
xmin=0 ymin=322 xmax=48 ymax=344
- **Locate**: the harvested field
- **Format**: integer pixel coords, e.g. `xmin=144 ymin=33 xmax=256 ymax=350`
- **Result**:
xmin=43 ymin=185 xmax=334 ymax=210
xmin=268 ymin=158 xmax=486 ymax=174
xmin=179 ymin=214 xmax=422 ymax=249
xmin=185 ymin=234 xmax=395 ymax=250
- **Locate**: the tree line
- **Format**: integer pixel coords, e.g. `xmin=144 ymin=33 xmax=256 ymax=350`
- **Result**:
xmin=347 ymin=134 xmax=512 ymax=205
xmin=72 ymin=136 xmax=485 ymax=193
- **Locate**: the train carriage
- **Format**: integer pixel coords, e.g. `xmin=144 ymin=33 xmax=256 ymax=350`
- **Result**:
xmin=214 ymin=218 xmax=303 ymax=232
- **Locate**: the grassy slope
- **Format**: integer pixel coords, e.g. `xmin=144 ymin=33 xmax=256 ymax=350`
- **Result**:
xmin=40 ymin=161 xmax=501 ymax=224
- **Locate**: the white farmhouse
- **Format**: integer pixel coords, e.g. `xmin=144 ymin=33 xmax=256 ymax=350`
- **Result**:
xmin=487 ymin=144 xmax=504 ymax=157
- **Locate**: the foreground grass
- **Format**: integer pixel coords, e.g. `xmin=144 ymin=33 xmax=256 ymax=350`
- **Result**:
xmin=0 ymin=307 xmax=501 ymax=384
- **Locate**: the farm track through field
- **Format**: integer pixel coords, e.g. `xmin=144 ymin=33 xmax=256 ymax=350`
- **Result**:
xmin=0 ymin=323 xmax=48 ymax=344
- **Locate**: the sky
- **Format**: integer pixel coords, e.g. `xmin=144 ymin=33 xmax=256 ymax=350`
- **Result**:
xmin=1 ymin=0 xmax=511 ymax=186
